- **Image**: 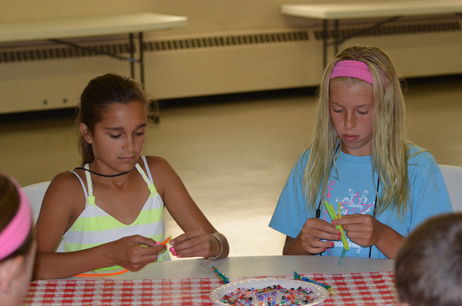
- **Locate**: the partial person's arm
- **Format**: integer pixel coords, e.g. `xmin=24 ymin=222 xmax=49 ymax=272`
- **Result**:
xmin=147 ymin=156 xmax=229 ymax=259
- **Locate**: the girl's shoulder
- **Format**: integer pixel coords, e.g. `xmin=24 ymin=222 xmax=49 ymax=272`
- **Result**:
xmin=142 ymin=156 xmax=183 ymax=196
xmin=40 ymin=170 xmax=86 ymax=219
xmin=406 ymin=143 xmax=440 ymax=175
xmin=143 ymin=156 xmax=177 ymax=178
xmin=292 ymin=148 xmax=311 ymax=163
xmin=50 ymin=170 xmax=83 ymax=188
xmin=407 ymin=143 xmax=434 ymax=164
xmin=46 ymin=171 xmax=86 ymax=200
xmin=294 ymin=148 xmax=312 ymax=168
xmin=143 ymin=155 xmax=170 ymax=170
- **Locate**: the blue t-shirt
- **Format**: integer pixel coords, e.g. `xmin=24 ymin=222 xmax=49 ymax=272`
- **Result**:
xmin=269 ymin=145 xmax=453 ymax=259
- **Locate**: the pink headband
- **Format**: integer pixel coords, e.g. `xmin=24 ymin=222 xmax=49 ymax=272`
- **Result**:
xmin=0 ymin=183 xmax=32 ymax=261
xmin=330 ymin=60 xmax=373 ymax=84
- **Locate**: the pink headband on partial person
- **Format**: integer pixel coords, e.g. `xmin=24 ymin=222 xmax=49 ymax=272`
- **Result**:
xmin=330 ymin=60 xmax=374 ymax=84
xmin=0 ymin=184 xmax=32 ymax=261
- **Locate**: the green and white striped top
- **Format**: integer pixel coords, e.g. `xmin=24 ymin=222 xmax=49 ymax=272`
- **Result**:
xmin=62 ymin=156 xmax=169 ymax=271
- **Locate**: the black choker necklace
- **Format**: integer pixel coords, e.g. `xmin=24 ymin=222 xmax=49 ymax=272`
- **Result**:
xmin=74 ymin=167 xmax=132 ymax=178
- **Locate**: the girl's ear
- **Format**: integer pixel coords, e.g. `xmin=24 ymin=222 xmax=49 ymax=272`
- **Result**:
xmin=0 ymin=256 xmax=24 ymax=294
xmin=80 ymin=123 xmax=93 ymax=144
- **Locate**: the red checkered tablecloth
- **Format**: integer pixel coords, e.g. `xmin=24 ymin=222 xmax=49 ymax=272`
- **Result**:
xmin=22 ymin=271 xmax=396 ymax=305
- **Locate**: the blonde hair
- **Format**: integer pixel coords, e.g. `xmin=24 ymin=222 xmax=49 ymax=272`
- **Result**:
xmin=305 ymin=45 xmax=411 ymax=217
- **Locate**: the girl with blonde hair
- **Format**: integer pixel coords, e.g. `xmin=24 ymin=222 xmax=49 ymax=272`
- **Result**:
xmin=269 ymin=45 xmax=452 ymax=259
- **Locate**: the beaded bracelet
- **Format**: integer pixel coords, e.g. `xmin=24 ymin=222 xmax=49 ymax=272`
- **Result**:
xmin=209 ymin=232 xmax=223 ymax=260
xmin=201 ymin=232 xmax=223 ymax=266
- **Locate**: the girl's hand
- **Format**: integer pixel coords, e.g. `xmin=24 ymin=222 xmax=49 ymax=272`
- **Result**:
xmin=333 ymin=214 xmax=405 ymax=258
xmin=333 ymin=214 xmax=382 ymax=247
xmin=169 ymin=228 xmax=215 ymax=258
xmin=106 ymin=235 xmax=166 ymax=271
xmin=288 ymin=218 xmax=341 ymax=255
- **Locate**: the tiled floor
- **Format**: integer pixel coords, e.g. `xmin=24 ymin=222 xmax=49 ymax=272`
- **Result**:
xmin=1 ymin=76 xmax=462 ymax=258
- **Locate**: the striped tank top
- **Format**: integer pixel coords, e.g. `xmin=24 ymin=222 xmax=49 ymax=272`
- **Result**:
xmin=61 ymin=156 xmax=169 ymax=270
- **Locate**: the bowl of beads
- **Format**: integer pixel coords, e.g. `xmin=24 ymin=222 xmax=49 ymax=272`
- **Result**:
xmin=210 ymin=278 xmax=329 ymax=306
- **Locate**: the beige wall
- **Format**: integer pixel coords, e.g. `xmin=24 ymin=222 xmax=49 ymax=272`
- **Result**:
xmin=3 ymin=0 xmax=452 ymax=111
xmin=3 ymin=0 xmax=423 ymax=40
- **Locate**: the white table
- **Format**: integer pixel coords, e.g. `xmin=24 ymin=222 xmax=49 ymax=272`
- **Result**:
xmin=108 ymin=255 xmax=395 ymax=280
xmin=282 ymin=1 xmax=462 ymax=67
xmin=0 ymin=13 xmax=187 ymax=85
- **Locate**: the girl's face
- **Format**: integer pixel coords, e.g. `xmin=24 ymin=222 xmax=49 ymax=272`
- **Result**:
xmin=82 ymin=100 xmax=147 ymax=173
xmin=329 ymin=79 xmax=374 ymax=156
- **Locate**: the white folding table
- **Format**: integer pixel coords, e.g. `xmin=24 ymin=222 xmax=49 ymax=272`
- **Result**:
xmin=0 ymin=13 xmax=187 ymax=86
xmin=282 ymin=1 xmax=462 ymax=66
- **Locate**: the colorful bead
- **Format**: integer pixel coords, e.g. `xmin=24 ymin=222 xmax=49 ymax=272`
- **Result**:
xmin=212 ymin=266 xmax=230 ymax=284
xmin=220 ymin=285 xmax=316 ymax=305
xmin=293 ymin=271 xmax=337 ymax=295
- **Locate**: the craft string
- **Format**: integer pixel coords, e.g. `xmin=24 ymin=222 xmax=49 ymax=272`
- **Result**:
xmin=294 ymin=271 xmax=337 ymax=295
xmin=212 ymin=266 xmax=230 ymax=284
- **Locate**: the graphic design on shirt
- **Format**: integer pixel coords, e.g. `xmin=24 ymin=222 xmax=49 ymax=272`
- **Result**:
xmin=336 ymin=186 xmax=374 ymax=215
xmin=326 ymin=180 xmax=335 ymax=200
xmin=333 ymin=240 xmax=362 ymax=254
